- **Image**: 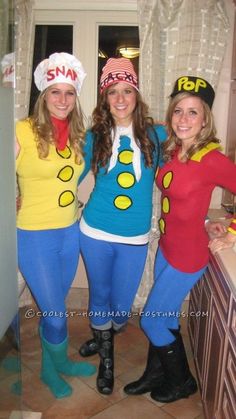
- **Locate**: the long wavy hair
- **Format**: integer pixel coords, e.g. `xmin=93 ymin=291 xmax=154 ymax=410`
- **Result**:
xmin=90 ymin=86 xmax=156 ymax=174
xmin=162 ymin=92 xmax=220 ymax=162
xmin=30 ymin=88 xmax=85 ymax=164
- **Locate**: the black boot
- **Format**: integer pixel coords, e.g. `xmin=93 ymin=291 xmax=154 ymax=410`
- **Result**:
xmin=79 ymin=326 xmax=124 ymax=357
xmin=123 ymin=342 xmax=164 ymax=395
xmin=92 ymin=328 xmax=114 ymax=395
xmin=150 ymin=333 xmax=198 ymax=403
xmin=79 ymin=338 xmax=99 ymax=357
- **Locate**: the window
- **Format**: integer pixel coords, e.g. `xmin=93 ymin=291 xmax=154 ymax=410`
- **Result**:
xmin=98 ymin=25 xmax=139 ymax=96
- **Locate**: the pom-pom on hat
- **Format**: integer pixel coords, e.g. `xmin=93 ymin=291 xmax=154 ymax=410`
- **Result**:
xmin=100 ymin=57 xmax=139 ymax=93
xmin=34 ymin=52 xmax=86 ymax=95
xmin=170 ymin=76 xmax=215 ymax=109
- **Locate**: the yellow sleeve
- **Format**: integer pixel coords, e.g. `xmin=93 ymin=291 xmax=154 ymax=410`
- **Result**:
xmin=227 ymin=218 xmax=236 ymax=235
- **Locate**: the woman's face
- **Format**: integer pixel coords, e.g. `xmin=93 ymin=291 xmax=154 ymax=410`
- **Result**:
xmin=106 ymin=82 xmax=137 ymax=127
xmin=44 ymin=83 xmax=76 ymax=120
xmin=171 ymin=96 xmax=206 ymax=146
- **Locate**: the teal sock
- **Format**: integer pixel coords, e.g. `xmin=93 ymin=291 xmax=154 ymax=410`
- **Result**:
xmin=40 ymin=331 xmax=72 ymax=398
xmin=43 ymin=336 xmax=96 ymax=377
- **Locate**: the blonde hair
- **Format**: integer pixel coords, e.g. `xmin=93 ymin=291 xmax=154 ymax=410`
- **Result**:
xmin=30 ymin=89 xmax=85 ymax=164
xmin=163 ymin=92 xmax=220 ymax=162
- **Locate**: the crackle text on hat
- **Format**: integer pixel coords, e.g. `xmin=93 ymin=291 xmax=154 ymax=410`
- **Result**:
xmin=100 ymin=57 xmax=139 ymax=93
xmin=170 ymin=76 xmax=215 ymax=109
xmin=34 ymin=52 xmax=86 ymax=95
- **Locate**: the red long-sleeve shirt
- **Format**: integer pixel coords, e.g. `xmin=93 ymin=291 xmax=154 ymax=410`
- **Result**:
xmin=156 ymin=143 xmax=236 ymax=273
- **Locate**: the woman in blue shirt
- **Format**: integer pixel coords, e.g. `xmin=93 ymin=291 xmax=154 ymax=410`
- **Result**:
xmin=78 ymin=57 xmax=166 ymax=395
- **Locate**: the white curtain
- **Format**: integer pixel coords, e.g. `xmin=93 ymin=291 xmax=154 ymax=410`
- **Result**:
xmin=133 ymin=0 xmax=229 ymax=309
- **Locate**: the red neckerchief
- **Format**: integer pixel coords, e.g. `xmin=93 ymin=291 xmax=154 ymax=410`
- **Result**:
xmin=51 ymin=116 xmax=69 ymax=150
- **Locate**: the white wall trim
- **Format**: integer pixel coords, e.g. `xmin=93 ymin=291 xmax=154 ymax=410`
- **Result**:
xmin=34 ymin=0 xmax=137 ymax=11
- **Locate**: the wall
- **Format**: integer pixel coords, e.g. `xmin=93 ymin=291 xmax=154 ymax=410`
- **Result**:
xmin=209 ymin=0 xmax=235 ymax=207
xmin=0 ymin=85 xmax=18 ymax=339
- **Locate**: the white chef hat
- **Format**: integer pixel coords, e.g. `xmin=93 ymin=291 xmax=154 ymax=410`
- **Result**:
xmin=34 ymin=52 xmax=86 ymax=95
xmin=1 ymin=52 xmax=15 ymax=87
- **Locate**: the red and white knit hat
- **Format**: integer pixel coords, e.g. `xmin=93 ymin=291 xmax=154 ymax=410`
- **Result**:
xmin=34 ymin=52 xmax=86 ymax=96
xmin=100 ymin=57 xmax=139 ymax=93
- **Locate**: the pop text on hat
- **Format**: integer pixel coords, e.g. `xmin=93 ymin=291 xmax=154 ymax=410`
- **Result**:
xmin=178 ymin=76 xmax=207 ymax=93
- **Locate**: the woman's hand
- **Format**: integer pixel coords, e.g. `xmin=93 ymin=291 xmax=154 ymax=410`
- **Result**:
xmin=205 ymin=221 xmax=227 ymax=237
xmin=209 ymin=232 xmax=236 ymax=254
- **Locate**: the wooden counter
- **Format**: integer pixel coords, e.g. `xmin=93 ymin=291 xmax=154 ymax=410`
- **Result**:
xmin=188 ymin=243 xmax=236 ymax=419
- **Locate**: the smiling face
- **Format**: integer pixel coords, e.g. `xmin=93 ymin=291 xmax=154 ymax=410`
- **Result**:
xmin=106 ymin=82 xmax=137 ymax=127
xmin=171 ymin=95 xmax=206 ymax=148
xmin=44 ymin=83 xmax=76 ymax=120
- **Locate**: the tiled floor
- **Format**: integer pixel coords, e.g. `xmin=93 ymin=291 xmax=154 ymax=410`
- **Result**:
xmin=1 ymin=299 xmax=204 ymax=419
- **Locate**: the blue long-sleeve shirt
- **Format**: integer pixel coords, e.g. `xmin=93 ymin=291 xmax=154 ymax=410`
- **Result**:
xmin=80 ymin=125 xmax=166 ymax=243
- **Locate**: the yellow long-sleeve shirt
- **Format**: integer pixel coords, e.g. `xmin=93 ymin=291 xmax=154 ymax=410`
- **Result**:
xmin=16 ymin=119 xmax=84 ymax=230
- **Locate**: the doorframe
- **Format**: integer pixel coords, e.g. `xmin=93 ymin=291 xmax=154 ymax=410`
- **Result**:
xmin=34 ymin=0 xmax=138 ymax=12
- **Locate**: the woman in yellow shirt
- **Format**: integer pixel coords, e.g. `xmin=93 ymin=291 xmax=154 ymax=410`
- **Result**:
xmin=16 ymin=52 xmax=96 ymax=399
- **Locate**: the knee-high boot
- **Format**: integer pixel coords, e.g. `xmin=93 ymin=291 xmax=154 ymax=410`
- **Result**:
xmin=92 ymin=328 xmax=114 ymax=395
xmin=150 ymin=333 xmax=197 ymax=403
xmin=79 ymin=326 xmax=123 ymax=358
xmin=79 ymin=330 xmax=99 ymax=357
xmin=123 ymin=342 xmax=164 ymax=395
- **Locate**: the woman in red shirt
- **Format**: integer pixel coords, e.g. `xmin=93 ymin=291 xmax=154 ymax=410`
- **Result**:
xmin=124 ymin=75 xmax=236 ymax=403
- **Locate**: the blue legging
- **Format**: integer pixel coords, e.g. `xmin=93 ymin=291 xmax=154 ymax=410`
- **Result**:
xmin=79 ymin=228 xmax=148 ymax=330
xmin=141 ymin=248 xmax=206 ymax=347
xmin=17 ymin=222 xmax=80 ymax=344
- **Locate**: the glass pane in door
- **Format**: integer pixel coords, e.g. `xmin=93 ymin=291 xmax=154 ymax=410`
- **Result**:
xmin=29 ymin=25 xmax=73 ymax=114
xmin=98 ymin=26 xmax=139 ymax=96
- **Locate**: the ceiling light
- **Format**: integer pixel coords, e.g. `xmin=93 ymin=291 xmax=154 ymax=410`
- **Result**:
xmin=117 ymin=47 xmax=139 ymax=59
xmin=98 ymin=49 xmax=108 ymax=58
